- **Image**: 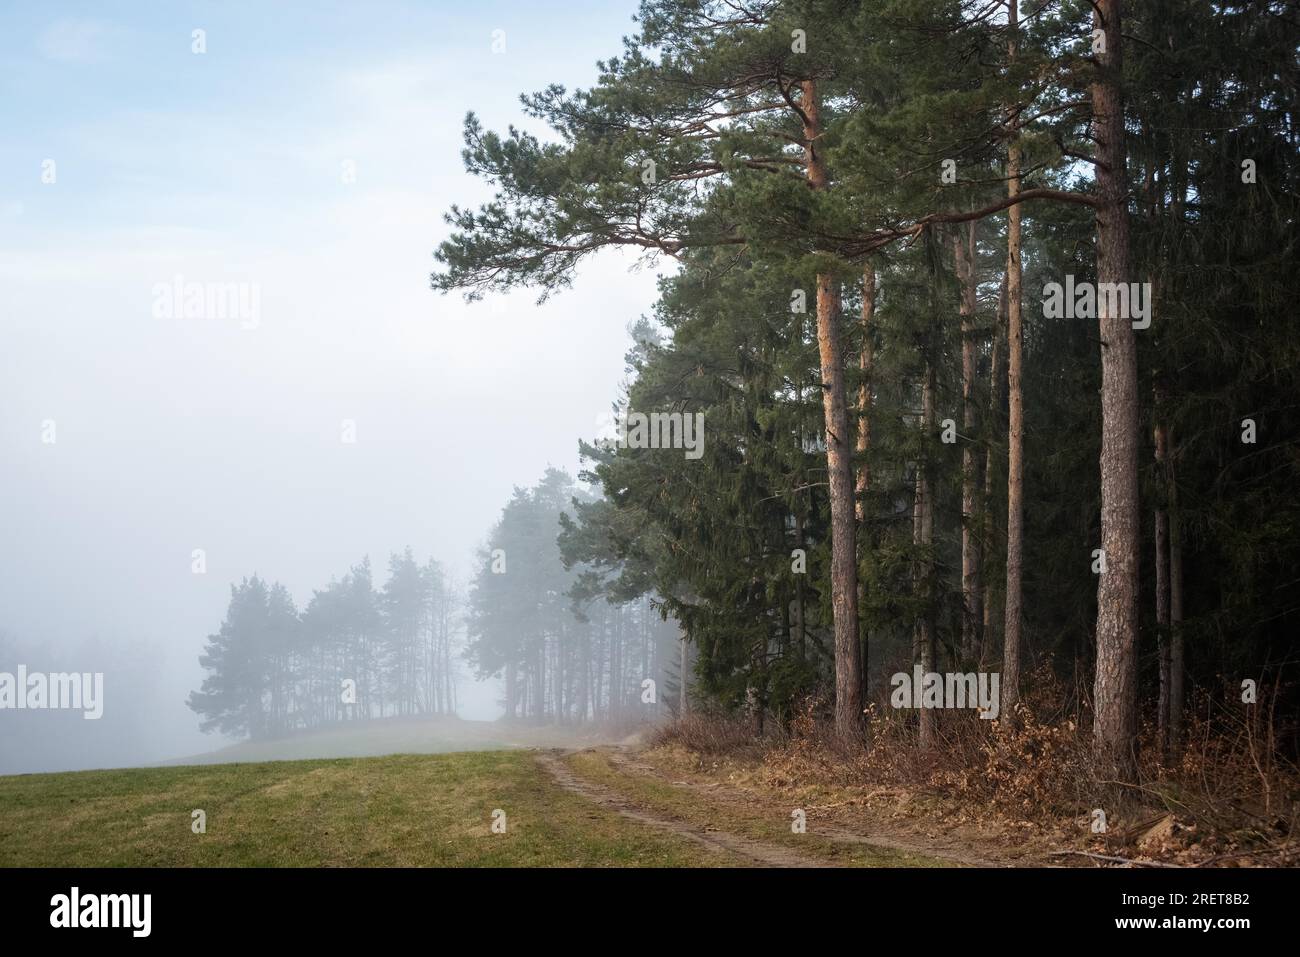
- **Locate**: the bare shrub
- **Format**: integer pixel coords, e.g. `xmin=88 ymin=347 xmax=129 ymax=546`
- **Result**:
xmin=648 ymin=663 xmax=1300 ymax=862
xmin=648 ymin=710 xmax=770 ymax=760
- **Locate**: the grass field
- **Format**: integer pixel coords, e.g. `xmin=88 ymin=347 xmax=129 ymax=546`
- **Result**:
xmin=0 ymin=750 xmax=725 ymax=867
xmin=0 ymin=741 xmax=960 ymax=867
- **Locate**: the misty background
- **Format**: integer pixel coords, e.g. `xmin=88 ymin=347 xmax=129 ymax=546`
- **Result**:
xmin=0 ymin=0 xmax=660 ymax=774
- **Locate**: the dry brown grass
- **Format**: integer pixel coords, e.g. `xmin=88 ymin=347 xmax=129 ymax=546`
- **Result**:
xmin=650 ymin=667 xmax=1300 ymax=866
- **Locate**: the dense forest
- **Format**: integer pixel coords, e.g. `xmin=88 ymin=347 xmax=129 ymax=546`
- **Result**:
xmin=464 ymin=467 xmax=684 ymax=724
xmin=429 ymin=0 xmax=1300 ymax=789
xmin=188 ymin=552 xmax=459 ymax=738
xmin=188 ymin=475 xmax=685 ymax=738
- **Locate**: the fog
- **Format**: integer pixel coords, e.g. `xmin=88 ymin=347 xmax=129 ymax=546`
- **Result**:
xmin=0 ymin=1 xmax=659 ymax=775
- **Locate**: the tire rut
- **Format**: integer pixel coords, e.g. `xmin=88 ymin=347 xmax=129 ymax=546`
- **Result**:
xmin=534 ymin=749 xmax=833 ymax=868
xmin=601 ymin=748 xmax=1004 ymax=868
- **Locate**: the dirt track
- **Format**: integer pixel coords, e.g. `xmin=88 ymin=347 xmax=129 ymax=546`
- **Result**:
xmin=534 ymin=749 xmax=831 ymax=867
xmin=536 ymin=747 xmax=1013 ymax=867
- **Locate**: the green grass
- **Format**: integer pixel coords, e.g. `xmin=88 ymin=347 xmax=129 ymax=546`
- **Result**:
xmin=0 ymin=751 xmax=725 ymax=867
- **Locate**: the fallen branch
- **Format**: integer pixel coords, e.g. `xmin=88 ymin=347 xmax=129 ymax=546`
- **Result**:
xmin=1193 ymin=843 xmax=1297 ymax=867
xmin=1048 ymin=850 xmax=1181 ymax=868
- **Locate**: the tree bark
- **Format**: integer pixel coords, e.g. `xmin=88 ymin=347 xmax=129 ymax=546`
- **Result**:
xmin=914 ymin=363 xmax=937 ymax=749
xmin=1003 ymin=0 xmax=1025 ymax=721
xmin=982 ymin=272 xmax=1008 ymax=665
xmin=1168 ymin=425 xmax=1185 ymax=759
xmin=679 ymin=628 xmax=690 ymax=716
xmin=793 ymin=509 xmax=807 ymax=660
xmin=856 ymin=261 xmax=875 ymax=694
xmin=856 ymin=261 xmax=875 ymax=523
xmin=802 ymin=79 xmax=863 ymax=739
xmin=955 ymin=222 xmax=982 ymax=662
xmin=1167 ymin=126 xmax=1188 ymax=765
xmin=1154 ymin=389 xmax=1171 ymax=759
xmin=794 ymin=380 xmax=808 ymax=662
xmin=1090 ymin=0 xmax=1140 ymax=783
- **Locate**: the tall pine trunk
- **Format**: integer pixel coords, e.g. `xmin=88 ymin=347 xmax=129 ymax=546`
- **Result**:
xmin=914 ymin=363 xmax=936 ymax=749
xmin=1003 ymin=0 xmax=1025 ymax=720
xmin=955 ymin=223 xmax=982 ymax=662
xmin=679 ymin=628 xmax=690 ymax=716
xmin=856 ymin=261 xmax=875 ymax=693
xmin=856 ymin=262 xmax=875 ymax=521
xmin=982 ymin=272 xmax=1008 ymax=665
xmin=1154 ymin=389 xmax=1171 ymax=758
xmin=802 ymin=78 xmax=863 ymax=739
xmin=1168 ymin=428 xmax=1185 ymax=759
xmin=1090 ymin=0 xmax=1140 ymax=782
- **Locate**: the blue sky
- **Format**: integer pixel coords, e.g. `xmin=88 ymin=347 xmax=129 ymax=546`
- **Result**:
xmin=0 ymin=1 xmax=666 ymax=768
xmin=1 ymin=1 xmax=640 ymax=235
